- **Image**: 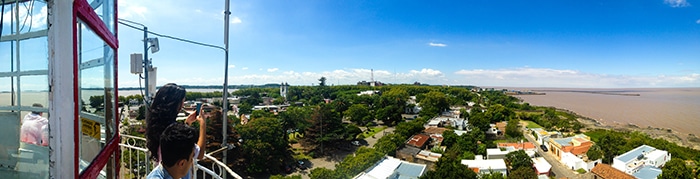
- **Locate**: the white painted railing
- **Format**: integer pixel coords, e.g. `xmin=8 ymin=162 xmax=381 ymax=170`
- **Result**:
xmin=119 ymin=134 xmax=242 ymax=179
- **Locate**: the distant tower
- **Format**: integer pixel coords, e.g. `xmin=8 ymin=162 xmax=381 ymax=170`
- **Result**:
xmin=280 ymin=82 xmax=289 ymax=99
xmin=370 ymin=69 xmax=375 ymax=87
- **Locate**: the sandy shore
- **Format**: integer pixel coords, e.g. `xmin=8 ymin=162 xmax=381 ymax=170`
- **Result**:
xmin=561 ymin=109 xmax=700 ymax=150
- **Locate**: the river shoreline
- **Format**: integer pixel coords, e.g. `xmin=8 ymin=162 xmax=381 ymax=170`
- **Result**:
xmin=555 ymin=108 xmax=700 ymax=150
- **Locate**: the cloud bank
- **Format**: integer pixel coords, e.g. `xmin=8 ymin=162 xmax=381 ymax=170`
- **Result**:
xmin=120 ymin=68 xmax=699 ymax=88
xmin=664 ymin=0 xmax=690 ymax=7
xmin=428 ymin=42 xmax=447 ymax=47
xmin=454 ymin=67 xmax=700 ymax=88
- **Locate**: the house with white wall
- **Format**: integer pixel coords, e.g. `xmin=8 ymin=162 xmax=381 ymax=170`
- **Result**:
xmin=461 ymin=158 xmax=507 ymax=177
xmin=612 ymin=145 xmax=670 ymax=179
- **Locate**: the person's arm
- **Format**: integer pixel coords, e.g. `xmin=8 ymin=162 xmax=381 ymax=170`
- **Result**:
xmin=196 ymin=113 xmax=206 ymax=160
xmin=186 ymin=112 xmax=206 ymax=159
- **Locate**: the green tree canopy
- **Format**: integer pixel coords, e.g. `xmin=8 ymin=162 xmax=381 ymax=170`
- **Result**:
xmin=345 ymin=104 xmax=373 ymax=126
xmin=505 ymin=150 xmax=533 ymax=172
xmin=659 ymin=158 xmax=693 ymax=179
xmin=505 ymin=119 xmax=522 ymax=138
xmin=303 ymin=104 xmax=345 ymax=155
xmin=279 ymin=106 xmax=312 ymax=134
xmin=508 ymin=167 xmax=537 ymax=179
xmin=419 ymin=91 xmax=450 ymax=118
xmin=235 ymin=117 xmax=288 ymax=173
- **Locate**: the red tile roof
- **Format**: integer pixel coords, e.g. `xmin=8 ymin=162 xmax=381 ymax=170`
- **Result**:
xmin=570 ymin=142 xmax=592 ymax=156
xmin=591 ymin=164 xmax=635 ymax=179
xmin=406 ymin=134 xmax=431 ymax=148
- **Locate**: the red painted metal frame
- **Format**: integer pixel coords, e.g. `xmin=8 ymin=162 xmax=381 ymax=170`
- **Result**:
xmin=72 ymin=3 xmax=80 ymax=178
xmin=73 ymin=0 xmax=120 ymax=178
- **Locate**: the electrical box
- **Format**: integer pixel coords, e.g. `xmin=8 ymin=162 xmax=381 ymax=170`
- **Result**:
xmin=148 ymin=67 xmax=157 ymax=97
xmin=130 ymin=53 xmax=143 ymax=74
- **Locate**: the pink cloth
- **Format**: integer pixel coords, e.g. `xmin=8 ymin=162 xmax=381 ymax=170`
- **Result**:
xmin=20 ymin=113 xmax=49 ymax=146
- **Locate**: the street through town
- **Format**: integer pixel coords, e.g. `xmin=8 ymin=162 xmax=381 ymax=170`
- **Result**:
xmin=523 ymin=129 xmax=594 ymax=179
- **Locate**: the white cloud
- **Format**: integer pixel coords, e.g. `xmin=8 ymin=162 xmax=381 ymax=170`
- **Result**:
xmin=664 ymin=0 xmax=690 ymax=7
xmin=267 ymin=68 xmax=279 ymax=72
xmin=228 ymin=65 xmax=235 ymax=68
xmin=454 ymin=67 xmax=700 ymax=88
xmin=428 ymin=42 xmax=447 ymax=47
xmin=409 ymin=68 xmax=444 ymax=77
xmin=221 ymin=68 xmax=449 ymax=86
xmin=118 ymin=0 xmax=149 ymax=19
xmin=2 ymin=4 xmax=47 ymax=29
xmin=242 ymin=67 xmax=249 ymax=70
xmin=231 ymin=17 xmax=242 ymax=24
xmin=696 ymin=19 xmax=700 ymax=24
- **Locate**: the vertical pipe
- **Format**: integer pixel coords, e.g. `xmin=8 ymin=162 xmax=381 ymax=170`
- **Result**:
xmin=143 ymin=27 xmax=149 ymax=119
xmin=222 ymin=0 xmax=231 ymax=174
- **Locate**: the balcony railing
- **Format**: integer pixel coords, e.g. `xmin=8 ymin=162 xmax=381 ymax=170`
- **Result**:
xmin=119 ymin=134 xmax=241 ymax=179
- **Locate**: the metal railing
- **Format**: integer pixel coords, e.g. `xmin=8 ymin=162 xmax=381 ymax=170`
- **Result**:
xmin=119 ymin=134 xmax=241 ymax=179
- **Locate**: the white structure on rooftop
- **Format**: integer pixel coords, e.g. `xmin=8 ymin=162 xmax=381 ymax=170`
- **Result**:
xmin=461 ymin=158 xmax=507 ymax=177
xmin=612 ymin=145 xmax=670 ymax=179
xmin=354 ymin=156 xmax=427 ymax=179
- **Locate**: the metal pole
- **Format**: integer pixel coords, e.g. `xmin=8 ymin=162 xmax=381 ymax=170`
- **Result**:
xmin=222 ymin=0 xmax=231 ymax=173
xmin=143 ymin=26 xmax=150 ymax=119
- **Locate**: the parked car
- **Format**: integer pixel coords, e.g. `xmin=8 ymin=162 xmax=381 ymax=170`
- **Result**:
xmin=540 ymin=144 xmax=548 ymax=152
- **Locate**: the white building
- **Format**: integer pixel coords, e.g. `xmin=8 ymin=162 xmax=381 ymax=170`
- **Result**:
xmin=354 ymin=156 xmax=427 ymax=179
xmin=530 ymin=128 xmax=562 ymax=145
xmin=612 ymin=145 xmax=670 ymax=179
xmin=461 ymin=158 xmax=507 ymax=177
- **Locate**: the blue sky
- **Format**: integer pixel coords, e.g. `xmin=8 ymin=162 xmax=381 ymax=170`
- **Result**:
xmin=115 ymin=0 xmax=700 ymax=88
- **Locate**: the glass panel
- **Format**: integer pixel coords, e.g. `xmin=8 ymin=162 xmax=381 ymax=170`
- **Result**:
xmin=15 ymin=0 xmax=48 ymax=34
xmin=77 ymin=19 xmax=117 ymax=170
xmin=18 ymin=36 xmax=48 ymax=72
xmin=0 ymin=77 xmax=14 ymax=106
xmin=0 ymin=2 xmax=49 ymax=178
xmin=19 ymin=75 xmax=48 ymax=107
xmin=90 ymin=0 xmax=115 ymax=35
xmin=0 ymin=3 xmax=14 ymax=36
xmin=0 ymin=41 xmax=13 ymax=73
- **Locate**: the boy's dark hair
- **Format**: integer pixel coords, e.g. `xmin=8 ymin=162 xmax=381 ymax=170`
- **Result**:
xmin=31 ymin=103 xmax=43 ymax=114
xmin=159 ymin=123 xmax=198 ymax=167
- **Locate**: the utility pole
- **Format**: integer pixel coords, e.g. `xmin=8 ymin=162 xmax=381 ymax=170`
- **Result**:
xmin=143 ymin=26 xmax=151 ymax=120
xmin=222 ymin=0 xmax=232 ymax=174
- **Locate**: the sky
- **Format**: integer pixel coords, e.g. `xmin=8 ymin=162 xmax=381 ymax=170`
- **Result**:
xmin=117 ymin=0 xmax=698 ymax=88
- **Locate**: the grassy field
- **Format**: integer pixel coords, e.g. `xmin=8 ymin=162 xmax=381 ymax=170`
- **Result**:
xmin=357 ymin=126 xmax=387 ymax=139
xmin=523 ymin=120 xmax=543 ymax=128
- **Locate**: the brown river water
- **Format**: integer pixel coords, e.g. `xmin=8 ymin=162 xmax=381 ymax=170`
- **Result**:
xmin=513 ymin=88 xmax=700 ymax=136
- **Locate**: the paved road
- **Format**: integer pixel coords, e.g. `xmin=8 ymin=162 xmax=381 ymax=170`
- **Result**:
xmin=523 ymin=129 xmax=593 ymax=179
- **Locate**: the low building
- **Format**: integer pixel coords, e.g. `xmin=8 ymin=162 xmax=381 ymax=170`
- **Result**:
xmin=547 ymin=134 xmax=592 ymax=161
xmin=547 ymin=134 xmax=596 ymax=171
xmin=354 ymin=156 xmax=427 ymax=179
xmin=497 ymin=142 xmax=536 ymax=152
xmin=531 ymin=128 xmax=562 ymax=145
xmin=396 ymin=146 xmax=421 ymax=163
xmin=426 ymin=116 xmax=468 ymax=131
xmin=532 ymin=157 xmax=552 ymax=176
xmin=487 ymin=145 xmax=536 ymax=160
xmin=612 ymin=145 xmax=670 ymax=179
xmin=591 ymin=163 xmax=635 ymax=179
xmin=461 ymin=158 xmax=508 ymax=177
xmin=406 ymin=134 xmax=431 ymax=149
xmin=358 ymin=90 xmax=380 ymax=96
xmin=486 ymin=148 xmax=511 ymax=160
xmin=414 ymin=150 xmax=442 ymax=170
